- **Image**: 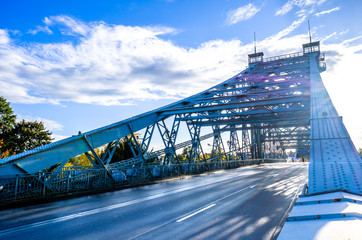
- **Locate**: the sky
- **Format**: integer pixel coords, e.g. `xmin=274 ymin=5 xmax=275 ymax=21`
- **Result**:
xmin=0 ymin=0 xmax=362 ymax=149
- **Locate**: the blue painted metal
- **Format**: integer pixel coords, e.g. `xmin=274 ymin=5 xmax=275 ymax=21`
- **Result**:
xmin=228 ymin=126 xmax=241 ymax=160
xmin=157 ymin=119 xmax=179 ymax=164
xmin=140 ymin=124 xmax=155 ymax=156
xmin=0 ymin=159 xmax=281 ymax=204
xmin=103 ymin=139 xmax=121 ymax=165
xmin=187 ymin=119 xmax=206 ymax=163
xmin=308 ymin=49 xmax=362 ymax=195
xmin=0 ymin=41 xmax=360 ymax=197
xmin=211 ymin=125 xmax=226 ymax=161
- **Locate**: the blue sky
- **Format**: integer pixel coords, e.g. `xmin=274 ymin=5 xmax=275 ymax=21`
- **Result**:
xmin=1 ymin=0 xmax=362 ymax=148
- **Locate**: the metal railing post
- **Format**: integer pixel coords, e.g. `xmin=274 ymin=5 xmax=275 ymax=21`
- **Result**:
xmin=87 ymin=171 xmax=90 ymax=189
xmin=67 ymin=172 xmax=70 ymax=193
xmin=42 ymin=175 xmax=46 ymax=196
xmin=0 ymin=158 xmax=290 ymax=204
xmin=104 ymin=170 xmax=107 ymax=186
xmin=14 ymin=175 xmax=19 ymax=200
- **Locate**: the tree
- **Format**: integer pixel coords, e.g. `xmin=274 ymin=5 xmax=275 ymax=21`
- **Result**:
xmin=107 ymin=136 xmax=139 ymax=164
xmin=0 ymin=97 xmax=16 ymax=158
xmin=0 ymin=97 xmax=16 ymax=133
xmin=64 ymin=136 xmax=141 ymax=167
xmin=177 ymin=146 xmax=191 ymax=162
xmin=67 ymin=154 xmax=92 ymax=166
xmin=0 ymin=139 xmax=11 ymax=159
xmin=0 ymin=97 xmax=53 ymax=156
xmin=97 ymin=133 xmax=159 ymax=165
xmin=1 ymin=120 xmax=53 ymax=154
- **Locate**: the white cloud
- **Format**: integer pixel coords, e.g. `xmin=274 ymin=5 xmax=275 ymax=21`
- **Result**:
xmin=339 ymin=29 xmax=349 ymax=36
xmin=256 ymin=32 xmax=362 ymax=149
xmin=321 ymin=32 xmax=337 ymax=42
xmin=226 ymin=3 xmax=260 ymax=25
xmin=315 ymin=7 xmax=340 ymax=17
xmin=0 ymin=29 xmax=10 ymax=44
xmin=29 ymin=15 xmax=90 ymax=36
xmin=267 ymin=16 xmax=307 ymax=41
xmin=321 ymin=40 xmax=362 ymax=149
xmin=52 ymin=134 xmax=68 ymax=142
xmin=1 ymin=15 xmax=362 ymax=149
xmin=275 ymin=0 xmax=327 ymax=16
xmin=341 ymin=35 xmax=362 ymax=45
xmin=39 ymin=118 xmax=64 ymax=131
xmin=28 ymin=25 xmax=53 ymax=35
xmin=16 ymin=115 xmax=66 ymax=142
xmin=44 ymin=15 xmax=90 ymax=36
xmin=0 ymin=17 xmax=248 ymax=105
xmin=0 ymin=14 xmax=357 ymax=108
xmin=276 ymin=0 xmax=295 ymax=15
xmin=17 ymin=115 xmax=64 ymax=131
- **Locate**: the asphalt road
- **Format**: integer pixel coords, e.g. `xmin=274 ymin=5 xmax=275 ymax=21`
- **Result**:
xmin=0 ymin=163 xmax=308 ymax=240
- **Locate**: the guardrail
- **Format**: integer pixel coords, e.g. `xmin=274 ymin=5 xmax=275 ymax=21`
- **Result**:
xmin=263 ymin=52 xmax=304 ymax=62
xmin=0 ymin=158 xmax=286 ymax=206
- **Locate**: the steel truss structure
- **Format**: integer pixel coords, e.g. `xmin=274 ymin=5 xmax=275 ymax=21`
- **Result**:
xmin=0 ymin=41 xmax=361 ymax=196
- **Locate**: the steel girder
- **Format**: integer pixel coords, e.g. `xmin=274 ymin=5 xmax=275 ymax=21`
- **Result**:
xmin=157 ymin=119 xmax=179 ymax=165
xmin=187 ymin=120 xmax=206 ymax=163
xmin=1 ymin=40 xmax=360 ymax=196
xmin=228 ymin=125 xmax=241 ymax=160
xmin=0 ymin=46 xmax=311 ymax=175
xmin=211 ymin=125 xmax=226 ymax=161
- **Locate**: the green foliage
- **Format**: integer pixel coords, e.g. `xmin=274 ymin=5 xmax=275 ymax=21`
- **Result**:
xmin=65 ymin=138 xmax=140 ymax=167
xmin=0 ymin=97 xmax=16 ymax=133
xmin=0 ymin=139 xmax=11 ymax=159
xmin=0 ymin=97 xmax=16 ymax=157
xmin=0 ymin=97 xmax=53 ymax=155
xmin=76 ymin=154 xmax=92 ymax=166
xmin=107 ymin=136 xmax=139 ymax=164
xmin=66 ymin=150 xmax=100 ymax=167
xmin=176 ymin=146 xmax=214 ymax=162
xmin=1 ymin=119 xmax=53 ymax=155
xmin=177 ymin=146 xmax=191 ymax=162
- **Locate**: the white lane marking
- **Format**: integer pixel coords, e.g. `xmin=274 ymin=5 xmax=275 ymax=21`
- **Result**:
xmin=0 ymin=174 xmax=261 ymax=236
xmin=130 ymin=166 xmax=308 ymax=239
xmin=176 ymin=204 xmax=216 ymax=223
xmin=130 ymin=183 xmax=260 ymax=239
xmin=175 ymin=182 xmax=259 ymax=223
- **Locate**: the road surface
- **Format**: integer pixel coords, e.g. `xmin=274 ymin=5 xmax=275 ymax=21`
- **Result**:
xmin=0 ymin=163 xmax=308 ymax=240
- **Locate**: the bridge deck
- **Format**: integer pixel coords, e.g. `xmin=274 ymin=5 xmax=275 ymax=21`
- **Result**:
xmin=0 ymin=163 xmax=307 ymax=240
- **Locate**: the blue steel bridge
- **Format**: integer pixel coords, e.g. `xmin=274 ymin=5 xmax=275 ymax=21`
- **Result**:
xmin=0 ymin=41 xmax=361 ymax=239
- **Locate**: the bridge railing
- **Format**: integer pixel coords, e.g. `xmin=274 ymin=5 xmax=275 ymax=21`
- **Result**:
xmin=0 ymin=159 xmax=286 ymax=205
xmin=263 ymin=52 xmax=304 ymax=62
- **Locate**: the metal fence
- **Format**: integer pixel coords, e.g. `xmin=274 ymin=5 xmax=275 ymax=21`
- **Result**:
xmin=263 ymin=52 xmax=304 ymax=62
xmin=0 ymin=159 xmax=286 ymax=205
